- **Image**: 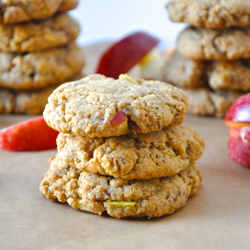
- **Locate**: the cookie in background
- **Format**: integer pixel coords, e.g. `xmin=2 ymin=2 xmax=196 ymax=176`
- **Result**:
xmin=0 ymin=0 xmax=85 ymax=115
xmin=163 ymin=0 xmax=250 ymax=118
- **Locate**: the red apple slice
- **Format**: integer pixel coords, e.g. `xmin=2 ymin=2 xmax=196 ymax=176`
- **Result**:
xmin=0 ymin=116 xmax=59 ymax=151
xmin=96 ymin=31 xmax=160 ymax=79
xmin=225 ymin=93 xmax=250 ymax=168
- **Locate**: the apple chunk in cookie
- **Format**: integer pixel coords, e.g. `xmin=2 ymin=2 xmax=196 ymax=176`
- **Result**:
xmin=44 ymin=74 xmax=188 ymax=138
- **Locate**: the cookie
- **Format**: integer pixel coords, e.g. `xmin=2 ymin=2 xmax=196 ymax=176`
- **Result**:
xmin=209 ymin=60 xmax=250 ymax=92
xmin=39 ymin=154 xmax=202 ymax=219
xmin=163 ymin=51 xmax=250 ymax=92
xmin=163 ymin=51 xmax=207 ymax=89
xmin=0 ymin=86 xmax=53 ymax=115
xmin=166 ymin=0 xmax=250 ymax=28
xmin=185 ymin=88 xmax=241 ymax=118
xmin=0 ymin=0 xmax=78 ymax=24
xmin=177 ymin=26 xmax=250 ymax=61
xmin=0 ymin=42 xmax=85 ymax=91
xmin=44 ymin=74 xmax=189 ymax=138
xmin=56 ymin=125 xmax=205 ymax=179
xmin=0 ymin=13 xmax=80 ymax=52
xmin=0 ymin=73 xmax=83 ymax=115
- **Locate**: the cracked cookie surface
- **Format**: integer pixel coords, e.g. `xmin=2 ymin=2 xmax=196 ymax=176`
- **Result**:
xmin=56 ymin=125 xmax=205 ymax=179
xmin=0 ymin=0 xmax=78 ymax=24
xmin=44 ymin=74 xmax=189 ymax=138
xmin=177 ymin=26 xmax=250 ymax=60
xmin=0 ymin=42 xmax=84 ymax=91
xmin=0 ymin=13 xmax=80 ymax=52
xmin=163 ymin=51 xmax=250 ymax=92
xmin=39 ymin=155 xmax=202 ymax=219
xmin=167 ymin=0 xmax=250 ymax=28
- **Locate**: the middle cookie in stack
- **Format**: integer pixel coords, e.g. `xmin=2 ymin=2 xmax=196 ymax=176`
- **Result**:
xmin=40 ymin=74 xmax=205 ymax=219
xmin=164 ymin=0 xmax=250 ymax=118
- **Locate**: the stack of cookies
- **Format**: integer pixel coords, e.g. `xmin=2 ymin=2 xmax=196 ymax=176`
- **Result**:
xmin=40 ymin=74 xmax=205 ymax=219
xmin=163 ymin=0 xmax=250 ymax=118
xmin=0 ymin=0 xmax=85 ymax=114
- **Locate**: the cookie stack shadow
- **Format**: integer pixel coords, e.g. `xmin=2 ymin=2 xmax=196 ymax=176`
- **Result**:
xmin=0 ymin=0 xmax=85 ymax=114
xmin=40 ymin=74 xmax=205 ymax=219
xmin=163 ymin=0 xmax=250 ymax=118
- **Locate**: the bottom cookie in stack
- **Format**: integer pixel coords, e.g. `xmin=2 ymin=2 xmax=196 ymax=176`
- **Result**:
xmin=163 ymin=51 xmax=245 ymax=118
xmin=0 ymin=73 xmax=84 ymax=114
xmin=40 ymin=124 xmax=205 ymax=219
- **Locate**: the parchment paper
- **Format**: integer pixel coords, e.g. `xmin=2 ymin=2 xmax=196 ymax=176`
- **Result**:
xmin=1 ymin=42 xmax=250 ymax=250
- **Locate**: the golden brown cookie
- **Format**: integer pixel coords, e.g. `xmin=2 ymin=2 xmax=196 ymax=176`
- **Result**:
xmin=0 ymin=0 xmax=78 ymax=24
xmin=39 ymin=154 xmax=202 ymax=219
xmin=209 ymin=60 xmax=250 ymax=92
xmin=0 ymin=73 xmax=84 ymax=115
xmin=56 ymin=125 xmax=205 ymax=179
xmin=0 ymin=42 xmax=85 ymax=91
xmin=167 ymin=0 xmax=250 ymax=28
xmin=163 ymin=51 xmax=250 ymax=92
xmin=177 ymin=26 xmax=250 ymax=61
xmin=163 ymin=51 xmax=207 ymax=89
xmin=0 ymin=87 xmax=54 ymax=115
xmin=44 ymin=74 xmax=189 ymax=138
xmin=185 ymin=88 xmax=241 ymax=118
xmin=0 ymin=13 xmax=80 ymax=52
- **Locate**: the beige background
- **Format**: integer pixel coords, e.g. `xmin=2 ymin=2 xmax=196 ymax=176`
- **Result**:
xmin=1 ymin=43 xmax=250 ymax=250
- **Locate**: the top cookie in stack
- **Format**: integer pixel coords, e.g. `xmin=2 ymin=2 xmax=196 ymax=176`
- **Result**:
xmin=0 ymin=0 xmax=85 ymax=115
xmin=163 ymin=0 xmax=250 ymax=118
xmin=40 ymin=74 xmax=205 ymax=219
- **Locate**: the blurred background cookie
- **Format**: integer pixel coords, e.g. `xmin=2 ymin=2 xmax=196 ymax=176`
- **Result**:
xmin=0 ymin=43 xmax=84 ymax=90
xmin=166 ymin=0 xmax=250 ymax=28
xmin=164 ymin=0 xmax=250 ymax=118
xmin=177 ymin=26 xmax=250 ymax=61
xmin=0 ymin=73 xmax=83 ymax=115
xmin=184 ymin=88 xmax=241 ymax=118
xmin=0 ymin=0 xmax=84 ymax=115
xmin=0 ymin=0 xmax=78 ymax=24
xmin=163 ymin=51 xmax=250 ymax=92
xmin=0 ymin=13 xmax=80 ymax=52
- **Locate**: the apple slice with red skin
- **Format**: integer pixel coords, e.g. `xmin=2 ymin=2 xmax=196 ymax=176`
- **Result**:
xmin=225 ymin=93 xmax=250 ymax=168
xmin=96 ymin=31 xmax=160 ymax=79
xmin=110 ymin=111 xmax=128 ymax=125
xmin=0 ymin=116 xmax=59 ymax=151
